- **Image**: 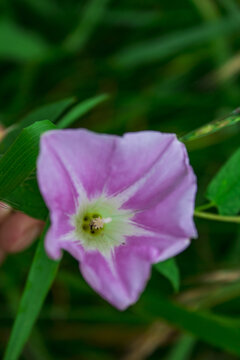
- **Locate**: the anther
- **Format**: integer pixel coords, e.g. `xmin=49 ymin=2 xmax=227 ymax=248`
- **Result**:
xmin=89 ymin=216 xmax=112 ymax=231
xmin=90 ymin=217 xmax=104 ymax=230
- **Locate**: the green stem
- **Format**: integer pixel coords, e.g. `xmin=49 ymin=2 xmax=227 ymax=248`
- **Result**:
xmin=195 ymin=202 xmax=216 ymax=212
xmin=194 ymin=210 xmax=240 ymax=224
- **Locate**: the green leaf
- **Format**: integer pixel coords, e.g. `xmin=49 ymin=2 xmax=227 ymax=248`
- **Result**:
xmin=155 ymin=258 xmax=180 ymax=292
xmin=103 ymin=10 xmax=160 ymax=28
xmin=21 ymin=0 xmax=62 ymax=19
xmin=180 ymin=110 xmax=240 ymax=143
xmin=141 ymin=295 xmax=240 ymax=356
xmin=57 ymin=93 xmax=109 ymax=129
xmin=193 ymin=279 xmax=240 ymax=309
xmin=0 ymin=95 xmax=108 ymax=218
xmin=206 ymin=147 xmax=240 ymax=215
xmin=114 ymin=18 xmax=240 ymax=68
xmin=165 ymin=335 xmax=195 ymax=360
xmin=63 ymin=0 xmax=110 ymax=53
xmin=20 ymin=98 xmax=75 ymax=127
xmin=0 ymin=97 xmax=74 ymax=153
xmin=3 ymin=223 xmax=60 ymax=360
xmin=0 ymin=120 xmax=56 ymax=199
xmin=0 ymin=19 xmax=50 ymax=62
xmin=5 ymin=177 xmax=48 ymax=220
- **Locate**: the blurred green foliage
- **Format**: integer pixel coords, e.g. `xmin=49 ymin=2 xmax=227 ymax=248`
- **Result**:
xmin=1 ymin=0 xmax=240 ymax=359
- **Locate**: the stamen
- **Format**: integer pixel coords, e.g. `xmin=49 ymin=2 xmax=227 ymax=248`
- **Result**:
xmin=90 ymin=217 xmax=112 ymax=230
xmin=90 ymin=217 xmax=104 ymax=230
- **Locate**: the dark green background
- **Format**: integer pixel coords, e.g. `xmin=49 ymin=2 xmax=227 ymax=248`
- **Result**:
xmin=1 ymin=0 xmax=240 ymax=359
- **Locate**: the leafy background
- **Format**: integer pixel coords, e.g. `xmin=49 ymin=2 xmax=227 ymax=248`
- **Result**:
xmin=1 ymin=0 xmax=240 ymax=359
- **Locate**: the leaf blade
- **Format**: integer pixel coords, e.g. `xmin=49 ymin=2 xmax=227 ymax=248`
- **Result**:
xmin=3 ymin=223 xmax=59 ymax=360
xmin=165 ymin=335 xmax=195 ymax=360
xmin=0 ymin=97 xmax=74 ymax=153
xmin=0 ymin=120 xmax=56 ymax=199
xmin=142 ymin=295 xmax=240 ymax=356
xmin=155 ymin=258 xmax=180 ymax=292
xmin=0 ymin=19 xmax=50 ymax=62
xmin=114 ymin=18 xmax=240 ymax=68
xmin=206 ymin=147 xmax=240 ymax=215
xmin=57 ymin=94 xmax=109 ymax=129
xmin=180 ymin=110 xmax=240 ymax=143
xmin=4 ymin=177 xmax=48 ymax=220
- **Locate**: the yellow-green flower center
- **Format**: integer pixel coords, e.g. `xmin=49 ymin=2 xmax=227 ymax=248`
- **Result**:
xmin=82 ymin=213 xmax=104 ymax=235
xmin=69 ymin=194 xmax=152 ymax=257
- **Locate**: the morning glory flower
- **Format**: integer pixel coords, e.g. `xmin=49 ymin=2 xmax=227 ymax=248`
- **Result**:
xmin=37 ymin=129 xmax=197 ymax=310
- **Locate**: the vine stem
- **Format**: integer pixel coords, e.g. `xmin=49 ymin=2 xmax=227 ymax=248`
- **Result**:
xmin=195 ymin=202 xmax=216 ymax=212
xmin=194 ymin=210 xmax=240 ymax=224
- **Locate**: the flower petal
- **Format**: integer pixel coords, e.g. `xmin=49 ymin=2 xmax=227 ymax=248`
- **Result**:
xmin=131 ymin=142 xmax=197 ymax=239
xmin=37 ymin=129 xmax=197 ymax=308
xmin=62 ymin=241 xmax=153 ymax=310
xmin=44 ymin=212 xmax=74 ymax=259
xmin=37 ymin=132 xmax=77 ymax=213
xmin=39 ymin=129 xmax=118 ymax=198
xmin=105 ymin=131 xmax=176 ymax=198
xmin=125 ymin=233 xmax=190 ymax=263
xmin=37 ymin=129 xmax=118 ymax=258
xmin=61 ymin=231 xmax=190 ymax=309
xmin=37 ymin=134 xmax=78 ymax=258
xmin=108 ymin=133 xmax=197 ymax=239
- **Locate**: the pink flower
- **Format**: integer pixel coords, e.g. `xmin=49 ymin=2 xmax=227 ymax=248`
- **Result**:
xmin=37 ymin=129 xmax=197 ymax=310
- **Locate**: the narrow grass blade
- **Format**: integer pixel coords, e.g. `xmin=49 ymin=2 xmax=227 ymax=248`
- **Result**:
xmin=115 ymin=18 xmax=240 ymax=68
xmin=57 ymin=94 xmax=109 ymax=129
xmin=3 ymin=222 xmax=60 ymax=360
xmin=0 ymin=97 xmax=74 ymax=153
xmin=165 ymin=335 xmax=196 ymax=360
xmin=0 ymin=19 xmax=50 ymax=62
xmin=141 ymin=294 xmax=240 ymax=356
xmin=63 ymin=0 xmax=110 ymax=52
xmin=180 ymin=109 xmax=240 ymax=142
